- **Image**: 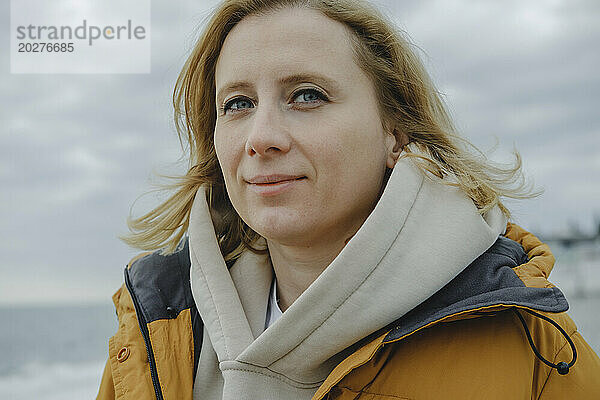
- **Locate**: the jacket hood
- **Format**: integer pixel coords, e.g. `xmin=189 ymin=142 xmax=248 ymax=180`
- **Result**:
xmin=186 ymin=156 xmax=526 ymax=399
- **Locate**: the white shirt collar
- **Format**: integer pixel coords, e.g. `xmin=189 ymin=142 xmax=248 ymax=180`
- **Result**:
xmin=264 ymin=275 xmax=283 ymax=330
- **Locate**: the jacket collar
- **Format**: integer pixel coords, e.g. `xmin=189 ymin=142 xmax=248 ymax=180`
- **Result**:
xmin=383 ymin=228 xmax=567 ymax=343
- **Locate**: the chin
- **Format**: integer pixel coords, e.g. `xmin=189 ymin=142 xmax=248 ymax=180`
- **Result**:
xmin=249 ymin=218 xmax=312 ymax=246
xmin=255 ymin=222 xmax=306 ymax=242
xmin=242 ymin=205 xmax=324 ymax=245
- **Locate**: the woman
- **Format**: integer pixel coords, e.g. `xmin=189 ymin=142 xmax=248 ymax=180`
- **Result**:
xmin=97 ymin=0 xmax=600 ymax=399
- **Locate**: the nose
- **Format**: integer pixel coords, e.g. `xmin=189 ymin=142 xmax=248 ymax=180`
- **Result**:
xmin=245 ymin=103 xmax=292 ymax=157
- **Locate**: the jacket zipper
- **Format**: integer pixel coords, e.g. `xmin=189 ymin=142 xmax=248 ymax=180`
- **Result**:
xmin=124 ymin=269 xmax=164 ymax=400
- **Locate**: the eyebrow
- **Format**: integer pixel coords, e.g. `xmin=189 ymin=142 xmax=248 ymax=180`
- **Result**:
xmin=216 ymin=73 xmax=341 ymax=105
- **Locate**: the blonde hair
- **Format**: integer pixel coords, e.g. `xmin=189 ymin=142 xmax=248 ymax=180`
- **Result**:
xmin=120 ymin=0 xmax=539 ymax=259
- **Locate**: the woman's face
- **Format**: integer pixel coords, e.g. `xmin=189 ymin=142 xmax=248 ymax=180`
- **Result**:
xmin=214 ymin=7 xmax=398 ymax=247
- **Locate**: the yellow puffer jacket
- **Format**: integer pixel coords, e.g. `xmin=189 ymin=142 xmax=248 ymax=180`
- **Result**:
xmin=97 ymin=223 xmax=600 ymax=399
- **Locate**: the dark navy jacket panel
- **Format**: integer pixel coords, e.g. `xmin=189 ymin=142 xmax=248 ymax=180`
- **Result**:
xmin=127 ymin=238 xmax=194 ymax=323
xmin=384 ymin=236 xmax=569 ymax=342
xmin=125 ymin=236 xmax=203 ymax=377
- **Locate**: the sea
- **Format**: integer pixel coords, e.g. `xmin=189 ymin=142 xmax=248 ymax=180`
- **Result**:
xmin=0 ymin=304 xmax=117 ymax=400
xmin=1 ymin=245 xmax=599 ymax=399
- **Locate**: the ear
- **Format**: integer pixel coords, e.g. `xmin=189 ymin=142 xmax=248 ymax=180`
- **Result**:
xmin=385 ymin=127 xmax=409 ymax=169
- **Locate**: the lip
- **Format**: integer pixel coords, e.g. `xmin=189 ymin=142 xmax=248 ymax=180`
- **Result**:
xmin=246 ymin=175 xmax=306 ymax=197
xmin=246 ymin=174 xmax=305 ymax=184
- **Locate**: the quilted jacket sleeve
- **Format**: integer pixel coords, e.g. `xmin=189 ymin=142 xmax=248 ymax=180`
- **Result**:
xmin=537 ymin=331 xmax=600 ymax=399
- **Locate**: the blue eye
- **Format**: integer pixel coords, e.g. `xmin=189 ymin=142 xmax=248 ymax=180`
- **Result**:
xmin=223 ymin=97 xmax=254 ymax=113
xmin=221 ymin=88 xmax=327 ymax=115
xmin=293 ymin=88 xmax=327 ymax=103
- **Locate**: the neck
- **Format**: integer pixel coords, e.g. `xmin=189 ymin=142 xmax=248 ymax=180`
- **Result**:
xmin=267 ymin=234 xmax=353 ymax=312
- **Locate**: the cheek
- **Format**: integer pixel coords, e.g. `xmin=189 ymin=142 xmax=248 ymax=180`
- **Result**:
xmin=214 ymin=130 xmax=240 ymax=178
xmin=325 ymin=127 xmax=388 ymax=208
xmin=317 ymin=118 xmax=386 ymax=172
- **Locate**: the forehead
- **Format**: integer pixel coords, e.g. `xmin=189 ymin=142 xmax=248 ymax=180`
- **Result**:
xmin=215 ymin=7 xmax=359 ymax=90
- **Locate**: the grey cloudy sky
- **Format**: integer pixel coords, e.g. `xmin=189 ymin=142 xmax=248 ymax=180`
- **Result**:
xmin=1 ymin=0 xmax=598 ymax=305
